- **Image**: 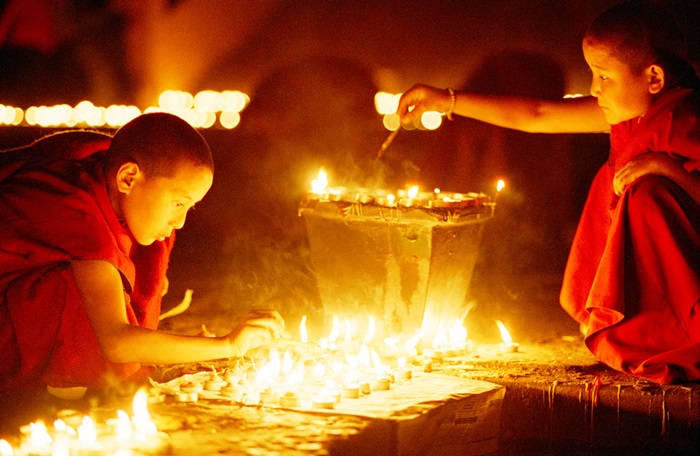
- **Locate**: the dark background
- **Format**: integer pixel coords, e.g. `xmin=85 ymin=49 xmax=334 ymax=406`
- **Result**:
xmin=1 ymin=0 xmax=699 ymax=342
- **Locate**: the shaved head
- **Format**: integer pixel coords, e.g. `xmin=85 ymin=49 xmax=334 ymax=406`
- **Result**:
xmin=106 ymin=112 xmax=214 ymax=179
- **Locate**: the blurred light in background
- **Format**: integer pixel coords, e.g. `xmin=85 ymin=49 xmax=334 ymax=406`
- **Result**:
xmin=0 ymin=90 xmax=451 ymax=130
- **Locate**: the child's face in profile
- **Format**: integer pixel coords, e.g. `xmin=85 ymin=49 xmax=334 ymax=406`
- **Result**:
xmin=121 ymin=161 xmax=213 ymax=245
xmin=583 ymin=38 xmax=657 ymax=125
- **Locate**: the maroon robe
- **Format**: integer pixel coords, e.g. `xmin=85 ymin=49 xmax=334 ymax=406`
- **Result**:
xmin=561 ymin=85 xmax=700 ymax=384
xmin=0 ymin=131 xmax=173 ymax=393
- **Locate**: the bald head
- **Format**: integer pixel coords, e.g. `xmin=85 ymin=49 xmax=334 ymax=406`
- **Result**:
xmin=584 ymin=1 xmax=690 ymax=80
xmin=106 ymin=112 xmax=214 ymax=179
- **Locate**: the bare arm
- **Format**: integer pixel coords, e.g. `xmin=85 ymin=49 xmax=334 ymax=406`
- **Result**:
xmin=396 ymin=84 xmax=610 ymax=134
xmin=71 ymin=260 xmax=287 ymax=365
xmin=614 ymin=153 xmax=700 ymax=203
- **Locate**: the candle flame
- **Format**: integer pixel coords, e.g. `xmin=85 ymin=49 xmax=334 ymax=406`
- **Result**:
xmin=327 ymin=315 xmax=340 ymax=343
xmin=300 ymin=315 xmax=308 ymax=343
xmin=314 ymin=362 xmax=325 ymax=379
xmin=387 ymin=194 xmax=396 ymax=205
xmin=496 ymin=320 xmax=513 ymax=345
xmin=363 ymin=316 xmax=375 ymax=345
xmin=311 ymin=169 xmax=328 ymax=194
xmin=358 ymin=344 xmax=371 ymax=369
xmin=432 ymin=321 xmax=449 ymax=348
xmin=281 ymin=350 xmax=293 ymax=375
xmin=0 ymin=440 xmax=13 ymax=456
xmin=116 ymin=410 xmax=132 ymax=443
xmin=53 ymin=419 xmax=67 ymax=433
xmin=256 ymin=348 xmax=281 ymax=385
xmin=27 ymin=421 xmax=52 ymax=449
xmin=497 ymin=179 xmax=505 ymax=193
xmin=449 ymin=318 xmax=468 ymax=346
xmin=132 ymin=388 xmax=157 ymax=436
xmin=398 ymin=356 xmax=407 ymax=369
xmin=77 ymin=416 xmax=97 ymax=445
xmin=344 ymin=318 xmax=352 ymax=342
xmin=370 ymin=349 xmax=387 ymax=374
xmin=407 ymin=185 xmax=419 ymax=198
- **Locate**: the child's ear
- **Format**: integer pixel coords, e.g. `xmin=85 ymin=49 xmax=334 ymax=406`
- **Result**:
xmin=646 ymin=64 xmax=665 ymax=94
xmin=115 ymin=162 xmax=141 ymax=194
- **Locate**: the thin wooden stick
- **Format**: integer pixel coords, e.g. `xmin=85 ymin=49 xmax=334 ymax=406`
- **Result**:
xmin=375 ymin=128 xmax=400 ymax=160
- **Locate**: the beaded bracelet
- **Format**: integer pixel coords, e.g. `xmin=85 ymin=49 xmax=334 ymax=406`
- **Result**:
xmin=446 ymin=87 xmax=456 ymax=121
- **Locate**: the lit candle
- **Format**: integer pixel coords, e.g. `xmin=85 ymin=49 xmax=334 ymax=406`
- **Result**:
xmin=395 ymin=357 xmax=413 ymax=380
xmin=279 ymin=391 xmax=300 ymax=408
xmin=496 ymin=320 xmax=520 ymax=353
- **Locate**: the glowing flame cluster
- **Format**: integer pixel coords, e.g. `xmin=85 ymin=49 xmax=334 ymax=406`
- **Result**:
xmin=1 ymin=388 xmax=161 ymax=455
xmin=0 ymin=89 xmax=249 ymax=130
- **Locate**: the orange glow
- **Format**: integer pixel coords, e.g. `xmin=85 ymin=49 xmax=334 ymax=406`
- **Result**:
xmin=382 ymin=113 xmax=401 ymax=131
xmin=310 ymin=169 xmax=328 ymax=194
xmin=374 ymin=91 xmax=401 ymax=115
xmin=420 ymin=111 xmax=442 ymax=130
xmin=497 ymin=179 xmax=505 ymax=193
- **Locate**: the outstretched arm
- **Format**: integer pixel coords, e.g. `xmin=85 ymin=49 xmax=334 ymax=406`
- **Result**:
xmin=396 ymin=83 xmax=610 ymax=134
xmin=613 ymin=153 xmax=700 ymax=203
xmin=71 ymin=260 xmax=287 ymax=365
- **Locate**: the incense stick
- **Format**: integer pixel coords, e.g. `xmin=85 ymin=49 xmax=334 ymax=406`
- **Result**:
xmin=375 ymin=128 xmax=400 ymax=160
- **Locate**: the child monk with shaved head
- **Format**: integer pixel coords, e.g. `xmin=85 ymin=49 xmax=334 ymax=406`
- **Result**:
xmin=398 ymin=1 xmax=700 ymax=384
xmin=0 ymin=112 xmax=286 ymax=399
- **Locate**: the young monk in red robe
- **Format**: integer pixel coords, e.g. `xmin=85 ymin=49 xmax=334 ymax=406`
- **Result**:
xmin=0 ymin=112 xmax=287 ymax=399
xmin=397 ymin=0 xmax=700 ymax=384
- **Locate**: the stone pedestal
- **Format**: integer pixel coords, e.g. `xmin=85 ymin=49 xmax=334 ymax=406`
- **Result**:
xmin=299 ymin=188 xmax=494 ymax=338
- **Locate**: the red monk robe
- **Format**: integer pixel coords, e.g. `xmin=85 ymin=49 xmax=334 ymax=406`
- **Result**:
xmin=0 ymin=131 xmax=174 ymax=394
xmin=561 ymin=83 xmax=700 ymax=384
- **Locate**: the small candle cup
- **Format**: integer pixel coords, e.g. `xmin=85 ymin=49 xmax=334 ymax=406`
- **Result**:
xmin=279 ymin=391 xmax=299 ymax=408
xmin=340 ymin=385 xmax=360 ymax=399
xmin=203 ymin=379 xmax=227 ymax=392
xmin=176 ymin=392 xmax=199 ymax=402
xmin=395 ymin=368 xmax=413 ymax=380
xmin=312 ymin=397 xmax=336 ymax=410
xmin=359 ymin=382 xmax=371 ymax=395
xmin=422 ymin=358 xmax=433 ymax=373
xmin=500 ymin=342 xmax=520 ymax=353
xmin=259 ymin=387 xmax=279 ymax=404
xmin=370 ymin=377 xmax=391 ymax=391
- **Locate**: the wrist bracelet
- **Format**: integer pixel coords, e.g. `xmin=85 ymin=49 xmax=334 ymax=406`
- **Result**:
xmin=446 ymin=87 xmax=456 ymax=121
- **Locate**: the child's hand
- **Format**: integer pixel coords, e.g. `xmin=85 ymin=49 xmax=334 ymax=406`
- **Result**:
xmin=226 ymin=310 xmax=289 ymax=357
xmin=613 ymin=153 xmax=682 ymax=195
xmin=397 ymin=84 xmax=452 ymax=126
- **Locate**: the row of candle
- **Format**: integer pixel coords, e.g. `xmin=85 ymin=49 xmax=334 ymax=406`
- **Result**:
xmin=307 ymin=169 xmax=499 ymax=210
xmin=1 ymin=389 xmax=169 ymax=456
xmin=150 ymin=313 xmax=520 ymax=413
